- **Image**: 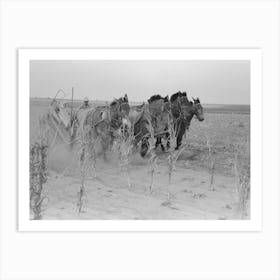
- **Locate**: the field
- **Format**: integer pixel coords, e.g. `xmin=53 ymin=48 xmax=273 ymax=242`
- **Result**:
xmin=30 ymin=98 xmax=250 ymax=220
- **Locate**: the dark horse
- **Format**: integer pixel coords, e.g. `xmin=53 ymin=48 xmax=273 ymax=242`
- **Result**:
xmin=170 ymin=91 xmax=204 ymax=149
xmin=133 ymin=94 xmax=170 ymax=157
xmin=147 ymin=94 xmax=170 ymax=151
xmin=133 ymin=92 xmax=204 ymax=157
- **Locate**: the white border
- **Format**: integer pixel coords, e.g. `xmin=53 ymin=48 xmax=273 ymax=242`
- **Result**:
xmin=18 ymin=49 xmax=262 ymax=231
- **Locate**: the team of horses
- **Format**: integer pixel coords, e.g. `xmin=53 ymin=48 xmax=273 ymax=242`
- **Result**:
xmin=50 ymin=91 xmax=204 ymax=158
xmin=133 ymin=92 xmax=204 ymax=156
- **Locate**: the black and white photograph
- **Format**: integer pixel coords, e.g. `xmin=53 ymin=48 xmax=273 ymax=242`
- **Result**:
xmin=2 ymin=1 xmax=280 ymax=280
xmin=26 ymin=51 xmax=254 ymax=223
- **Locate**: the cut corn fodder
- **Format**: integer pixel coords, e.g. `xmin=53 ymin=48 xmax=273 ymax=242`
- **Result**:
xmin=30 ymin=142 xmax=49 ymax=220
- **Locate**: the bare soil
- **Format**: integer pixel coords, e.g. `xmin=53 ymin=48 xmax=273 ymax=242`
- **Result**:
xmin=30 ymin=99 xmax=250 ymax=220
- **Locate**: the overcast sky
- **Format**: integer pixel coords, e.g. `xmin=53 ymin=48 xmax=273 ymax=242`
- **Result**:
xmin=30 ymin=60 xmax=250 ymax=105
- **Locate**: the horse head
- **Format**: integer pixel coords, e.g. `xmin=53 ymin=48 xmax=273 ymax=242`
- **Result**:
xmin=192 ymin=97 xmax=204 ymax=121
xmin=110 ymin=94 xmax=131 ymax=129
xmin=148 ymin=94 xmax=171 ymax=113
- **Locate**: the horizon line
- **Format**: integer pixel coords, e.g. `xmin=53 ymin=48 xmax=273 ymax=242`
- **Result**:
xmin=29 ymin=96 xmax=250 ymax=106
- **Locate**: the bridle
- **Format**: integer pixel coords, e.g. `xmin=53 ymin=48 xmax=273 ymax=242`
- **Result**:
xmin=192 ymin=102 xmax=204 ymax=119
xmin=172 ymin=97 xmax=193 ymax=121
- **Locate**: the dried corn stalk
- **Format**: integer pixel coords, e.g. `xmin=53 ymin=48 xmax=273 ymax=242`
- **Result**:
xmin=30 ymin=142 xmax=48 ymax=219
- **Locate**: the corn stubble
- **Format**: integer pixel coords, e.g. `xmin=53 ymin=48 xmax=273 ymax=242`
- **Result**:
xmin=166 ymin=118 xmax=186 ymax=202
xmin=113 ymin=125 xmax=135 ymax=188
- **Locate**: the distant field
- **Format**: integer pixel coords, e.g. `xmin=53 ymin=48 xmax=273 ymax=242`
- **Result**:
xmin=30 ymin=97 xmax=250 ymax=114
xmin=204 ymin=104 xmax=250 ymax=114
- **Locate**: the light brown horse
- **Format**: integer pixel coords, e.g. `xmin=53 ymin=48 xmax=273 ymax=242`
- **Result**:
xmin=76 ymin=94 xmax=131 ymax=159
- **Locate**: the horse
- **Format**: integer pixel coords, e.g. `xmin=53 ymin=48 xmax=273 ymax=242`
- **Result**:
xmin=132 ymin=95 xmax=171 ymax=157
xmin=170 ymin=91 xmax=204 ymax=149
xmin=73 ymin=94 xmax=131 ymax=160
xmin=147 ymin=95 xmax=171 ymax=151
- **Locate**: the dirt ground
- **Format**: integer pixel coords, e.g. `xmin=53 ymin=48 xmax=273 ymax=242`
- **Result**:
xmin=30 ymin=99 xmax=250 ymax=220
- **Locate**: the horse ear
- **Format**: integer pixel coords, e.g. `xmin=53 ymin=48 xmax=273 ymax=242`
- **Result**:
xmin=197 ymin=97 xmax=200 ymax=103
xmin=124 ymin=94 xmax=128 ymax=102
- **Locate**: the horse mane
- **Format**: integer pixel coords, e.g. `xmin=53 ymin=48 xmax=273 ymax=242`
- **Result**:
xmin=170 ymin=91 xmax=182 ymax=102
xmin=110 ymin=97 xmax=128 ymax=106
xmin=110 ymin=95 xmax=129 ymax=107
xmin=170 ymin=91 xmax=188 ymax=103
xmin=148 ymin=94 xmax=165 ymax=103
xmin=110 ymin=100 xmax=117 ymax=106
xmin=163 ymin=95 xmax=169 ymax=103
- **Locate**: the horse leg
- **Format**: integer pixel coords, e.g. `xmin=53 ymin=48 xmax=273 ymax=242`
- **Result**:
xmin=159 ymin=137 xmax=165 ymax=152
xmin=175 ymin=122 xmax=186 ymax=150
xmin=101 ymin=140 xmax=108 ymax=162
xmin=155 ymin=138 xmax=158 ymax=148
xmin=140 ymin=138 xmax=149 ymax=157
xmin=155 ymin=137 xmax=161 ymax=149
xmin=155 ymin=137 xmax=165 ymax=152
xmin=166 ymin=132 xmax=170 ymax=149
xmin=175 ymin=138 xmax=181 ymax=150
xmin=176 ymin=130 xmax=184 ymax=150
